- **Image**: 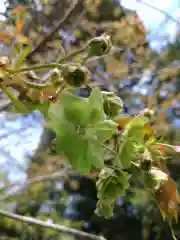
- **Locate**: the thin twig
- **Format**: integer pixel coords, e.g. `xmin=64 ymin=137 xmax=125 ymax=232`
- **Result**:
xmin=0 ymin=209 xmax=106 ymax=240
xmin=101 ymin=143 xmax=116 ymax=155
xmin=56 ymin=44 xmax=87 ymax=63
xmin=5 ymin=45 xmax=87 ymax=75
xmin=138 ymin=0 xmax=180 ymax=25
xmin=5 ymin=63 xmax=59 ymax=74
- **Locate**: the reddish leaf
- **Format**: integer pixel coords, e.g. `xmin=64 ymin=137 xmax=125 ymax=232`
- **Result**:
xmin=155 ymin=177 xmax=180 ymax=222
xmin=151 ymin=145 xmax=165 ymax=152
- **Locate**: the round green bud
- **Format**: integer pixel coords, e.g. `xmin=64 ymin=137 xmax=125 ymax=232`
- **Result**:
xmin=102 ymin=91 xmax=123 ymax=118
xmin=87 ymin=34 xmax=112 ymax=57
xmin=61 ymin=63 xmax=90 ymax=87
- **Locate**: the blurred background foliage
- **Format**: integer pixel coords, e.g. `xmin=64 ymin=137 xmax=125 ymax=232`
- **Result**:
xmin=0 ymin=0 xmax=180 ymax=239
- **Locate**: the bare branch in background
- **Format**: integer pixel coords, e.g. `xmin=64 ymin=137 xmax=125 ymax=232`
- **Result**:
xmin=0 ymin=209 xmax=106 ymax=240
xmin=26 ymin=0 xmax=83 ymax=61
xmin=137 ymin=0 xmax=180 ymax=25
xmin=0 ymin=169 xmax=70 ymax=201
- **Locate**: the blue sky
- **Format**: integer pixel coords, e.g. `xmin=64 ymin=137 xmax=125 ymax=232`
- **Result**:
xmin=121 ymin=0 xmax=180 ymax=49
xmin=122 ymin=0 xmax=179 ymax=28
xmin=0 ymin=0 xmax=179 ymax=49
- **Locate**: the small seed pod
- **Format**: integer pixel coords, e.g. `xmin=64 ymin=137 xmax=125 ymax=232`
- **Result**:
xmin=61 ymin=63 xmax=91 ymax=87
xmin=140 ymin=158 xmax=152 ymax=172
xmin=102 ymin=91 xmax=123 ymax=118
xmin=87 ymin=34 xmax=112 ymax=57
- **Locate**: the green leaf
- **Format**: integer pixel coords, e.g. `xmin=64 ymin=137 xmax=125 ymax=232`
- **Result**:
xmin=102 ymin=91 xmax=123 ymax=118
xmin=14 ymin=45 xmax=33 ymax=68
xmin=11 ymin=42 xmax=22 ymax=58
xmin=118 ymin=140 xmax=135 ymax=168
xmin=87 ymin=140 xmax=104 ymax=169
xmin=88 ymin=87 xmax=104 ymax=123
xmin=25 ymin=101 xmax=50 ymax=116
xmin=96 ymin=168 xmax=130 ymax=200
xmin=76 ymin=139 xmax=92 ymax=173
xmin=47 ymin=89 xmax=108 ymax=172
xmin=118 ymin=115 xmax=147 ymax=168
xmin=48 ymin=101 xmax=64 ymax=120
xmin=95 ymin=168 xmax=131 ymax=217
xmin=95 ymin=199 xmax=114 ymax=217
xmin=49 ymin=88 xmax=106 ymax=127
xmin=94 ymin=120 xmax=117 ymax=142
xmin=126 ymin=115 xmax=148 ymax=142
xmin=60 ymin=90 xmax=90 ymax=126
xmin=55 ymin=123 xmax=91 ymax=173
xmin=48 ymin=103 xmax=65 ymax=134
xmin=54 ymin=121 xmax=104 ymax=173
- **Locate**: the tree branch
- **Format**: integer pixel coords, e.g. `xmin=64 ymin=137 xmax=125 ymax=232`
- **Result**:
xmin=26 ymin=0 xmax=83 ymax=62
xmin=0 ymin=209 xmax=106 ymax=240
xmin=0 ymin=169 xmax=70 ymax=201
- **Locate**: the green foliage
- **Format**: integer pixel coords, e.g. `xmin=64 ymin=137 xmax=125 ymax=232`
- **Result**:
xmin=102 ymin=91 xmax=123 ymax=118
xmin=95 ymin=167 xmax=131 ymax=217
xmin=118 ymin=114 xmax=148 ymax=168
xmin=0 ymin=5 xmax=180 ymax=239
xmin=0 ymin=30 xmax=178 ymax=224
xmin=14 ymin=45 xmax=33 ymax=68
xmin=0 ymin=1 xmax=180 ymax=240
xmin=48 ymin=88 xmax=117 ymax=173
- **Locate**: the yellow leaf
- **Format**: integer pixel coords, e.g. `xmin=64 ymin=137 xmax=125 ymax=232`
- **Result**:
xmin=0 ymin=32 xmax=12 ymax=43
xmin=144 ymin=124 xmax=153 ymax=135
xmin=16 ymin=34 xmax=29 ymax=44
xmin=115 ymin=114 xmax=153 ymax=134
xmin=115 ymin=114 xmax=132 ymax=129
xmin=16 ymin=19 xmax=24 ymax=33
